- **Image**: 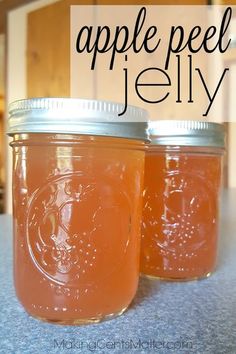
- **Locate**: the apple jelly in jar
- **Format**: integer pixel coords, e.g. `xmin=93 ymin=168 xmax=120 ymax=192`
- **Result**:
xmin=140 ymin=121 xmax=225 ymax=281
xmin=8 ymin=98 xmax=148 ymax=324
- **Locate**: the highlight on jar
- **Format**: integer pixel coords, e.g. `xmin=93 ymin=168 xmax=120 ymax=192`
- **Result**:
xmin=7 ymin=98 xmax=149 ymax=325
xmin=140 ymin=120 xmax=225 ymax=281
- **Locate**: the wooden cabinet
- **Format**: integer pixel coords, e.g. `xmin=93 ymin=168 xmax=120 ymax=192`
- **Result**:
xmin=27 ymin=0 xmax=94 ymax=98
xmin=27 ymin=0 xmax=207 ymax=99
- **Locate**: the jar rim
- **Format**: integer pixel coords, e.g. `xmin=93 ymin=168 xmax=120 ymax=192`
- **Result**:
xmin=148 ymin=120 xmax=225 ymax=148
xmin=7 ymin=98 xmax=149 ymax=141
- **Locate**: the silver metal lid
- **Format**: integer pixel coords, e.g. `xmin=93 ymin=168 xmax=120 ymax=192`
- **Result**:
xmin=148 ymin=120 xmax=225 ymax=148
xmin=8 ymin=98 xmax=149 ymax=141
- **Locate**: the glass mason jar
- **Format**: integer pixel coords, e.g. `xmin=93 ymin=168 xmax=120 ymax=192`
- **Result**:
xmin=8 ymin=98 xmax=148 ymax=324
xmin=140 ymin=121 xmax=225 ymax=281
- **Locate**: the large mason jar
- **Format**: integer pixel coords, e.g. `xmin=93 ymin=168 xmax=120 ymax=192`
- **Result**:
xmin=8 ymin=98 xmax=148 ymax=324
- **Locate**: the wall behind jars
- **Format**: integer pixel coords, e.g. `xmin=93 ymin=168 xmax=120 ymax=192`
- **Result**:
xmin=6 ymin=0 xmax=235 ymax=214
xmin=6 ymin=0 xmax=61 ymax=213
xmin=0 ymin=33 xmax=5 ymax=213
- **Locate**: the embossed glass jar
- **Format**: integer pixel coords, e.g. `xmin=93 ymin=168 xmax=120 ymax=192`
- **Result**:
xmin=8 ymin=98 xmax=148 ymax=324
xmin=140 ymin=121 xmax=225 ymax=281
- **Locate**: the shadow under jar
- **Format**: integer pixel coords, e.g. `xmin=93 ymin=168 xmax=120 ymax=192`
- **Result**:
xmin=8 ymin=98 xmax=148 ymax=324
xmin=140 ymin=121 xmax=225 ymax=281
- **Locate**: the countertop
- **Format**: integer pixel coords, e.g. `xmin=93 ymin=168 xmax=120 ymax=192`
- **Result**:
xmin=0 ymin=190 xmax=236 ymax=354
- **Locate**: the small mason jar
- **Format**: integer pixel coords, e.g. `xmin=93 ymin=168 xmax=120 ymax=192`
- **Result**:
xmin=140 ymin=121 xmax=225 ymax=281
xmin=8 ymin=98 xmax=148 ymax=324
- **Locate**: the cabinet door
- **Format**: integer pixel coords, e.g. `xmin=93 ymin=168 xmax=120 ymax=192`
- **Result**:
xmin=27 ymin=0 xmax=206 ymax=98
xmin=27 ymin=0 xmax=94 ymax=98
